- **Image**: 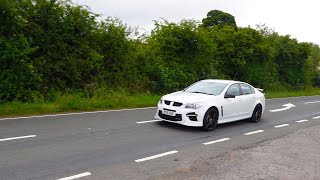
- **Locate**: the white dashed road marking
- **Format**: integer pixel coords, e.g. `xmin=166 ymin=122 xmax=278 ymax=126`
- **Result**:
xmin=312 ymin=116 xmax=320 ymax=119
xmin=136 ymin=119 xmax=162 ymax=124
xmin=274 ymin=124 xmax=289 ymax=128
xmin=244 ymin=130 xmax=264 ymax=135
xmin=0 ymin=135 xmax=37 ymax=142
xmin=56 ymin=172 xmax=91 ymax=180
xmin=296 ymin=119 xmax=308 ymax=123
xmin=135 ymin=150 xmax=178 ymax=162
xmin=203 ymin=138 xmax=230 ymax=145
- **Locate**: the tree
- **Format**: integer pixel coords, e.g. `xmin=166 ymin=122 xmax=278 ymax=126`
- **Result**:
xmin=0 ymin=0 xmax=39 ymax=102
xmin=202 ymin=10 xmax=237 ymax=29
xmin=97 ymin=18 xmax=143 ymax=90
xmin=20 ymin=0 xmax=103 ymax=92
xmin=146 ymin=20 xmax=218 ymax=92
xmin=1 ymin=3 xmax=319 ymax=103
xmin=306 ymin=43 xmax=320 ymax=86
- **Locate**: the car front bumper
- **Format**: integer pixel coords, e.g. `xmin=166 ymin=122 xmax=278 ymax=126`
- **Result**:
xmin=154 ymin=103 xmax=204 ymax=127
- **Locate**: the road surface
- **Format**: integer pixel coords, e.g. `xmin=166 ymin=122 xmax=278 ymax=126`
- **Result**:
xmin=0 ymin=96 xmax=319 ymax=180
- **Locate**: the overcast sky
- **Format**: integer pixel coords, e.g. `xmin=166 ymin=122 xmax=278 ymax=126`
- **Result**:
xmin=74 ymin=0 xmax=319 ymax=45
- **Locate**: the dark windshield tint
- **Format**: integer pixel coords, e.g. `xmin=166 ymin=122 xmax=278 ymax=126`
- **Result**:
xmin=184 ymin=81 xmax=228 ymax=95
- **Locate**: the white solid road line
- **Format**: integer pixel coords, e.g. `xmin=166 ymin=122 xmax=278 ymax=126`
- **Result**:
xmin=135 ymin=150 xmax=178 ymax=162
xmin=244 ymin=130 xmax=264 ymax=135
xmin=312 ymin=116 xmax=320 ymax=119
xmin=56 ymin=172 xmax=91 ymax=180
xmin=203 ymin=138 xmax=230 ymax=145
xmin=0 ymin=135 xmax=37 ymax=142
xmin=136 ymin=119 xmax=162 ymax=124
xmin=304 ymin=100 xmax=320 ymax=104
xmin=274 ymin=124 xmax=289 ymax=128
xmin=0 ymin=107 xmax=156 ymax=121
xmin=296 ymin=119 xmax=309 ymax=123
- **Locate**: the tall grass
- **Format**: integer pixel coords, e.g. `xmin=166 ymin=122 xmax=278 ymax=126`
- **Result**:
xmin=0 ymin=89 xmax=161 ymax=117
xmin=266 ymin=88 xmax=320 ymax=99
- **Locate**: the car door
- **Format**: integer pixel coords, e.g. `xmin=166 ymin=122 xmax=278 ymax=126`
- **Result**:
xmin=238 ymin=83 xmax=256 ymax=116
xmin=221 ymin=83 xmax=246 ymax=123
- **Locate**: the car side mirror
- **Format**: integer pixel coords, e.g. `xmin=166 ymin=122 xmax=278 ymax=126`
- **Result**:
xmin=224 ymin=94 xmax=236 ymax=98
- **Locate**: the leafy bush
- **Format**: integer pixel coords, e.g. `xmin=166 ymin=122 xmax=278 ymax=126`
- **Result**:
xmin=0 ymin=1 xmax=319 ymax=103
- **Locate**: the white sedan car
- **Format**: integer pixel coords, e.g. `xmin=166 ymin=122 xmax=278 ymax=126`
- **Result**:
xmin=155 ymin=79 xmax=265 ymax=131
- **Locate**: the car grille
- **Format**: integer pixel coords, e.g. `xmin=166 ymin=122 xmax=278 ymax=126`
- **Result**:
xmin=158 ymin=110 xmax=182 ymax=121
xmin=162 ymin=100 xmax=183 ymax=107
xmin=173 ymin=102 xmax=183 ymax=107
xmin=164 ymin=100 xmax=171 ymax=105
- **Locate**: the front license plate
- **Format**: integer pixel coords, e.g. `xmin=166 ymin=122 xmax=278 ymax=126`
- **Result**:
xmin=162 ymin=110 xmax=175 ymax=116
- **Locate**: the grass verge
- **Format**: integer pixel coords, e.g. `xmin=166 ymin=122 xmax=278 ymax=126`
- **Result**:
xmin=266 ymin=88 xmax=320 ymax=99
xmin=0 ymin=91 xmax=161 ymax=118
xmin=0 ymin=88 xmax=319 ymax=118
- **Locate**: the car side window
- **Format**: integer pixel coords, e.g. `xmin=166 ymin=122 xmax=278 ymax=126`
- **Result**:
xmin=226 ymin=84 xmax=241 ymax=96
xmin=240 ymin=84 xmax=253 ymax=95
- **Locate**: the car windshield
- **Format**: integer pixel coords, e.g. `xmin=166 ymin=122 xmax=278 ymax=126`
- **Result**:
xmin=184 ymin=81 xmax=228 ymax=95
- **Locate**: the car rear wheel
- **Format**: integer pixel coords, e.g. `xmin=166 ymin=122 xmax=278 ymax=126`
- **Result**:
xmin=250 ymin=104 xmax=262 ymax=123
xmin=202 ymin=108 xmax=218 ymax=131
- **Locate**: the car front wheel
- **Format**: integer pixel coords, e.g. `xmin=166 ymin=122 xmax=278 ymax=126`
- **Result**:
xmin=250 ymin=104 xmax=262 ymax=123
xmin=202 ymin=108 xmax=218 ymax=131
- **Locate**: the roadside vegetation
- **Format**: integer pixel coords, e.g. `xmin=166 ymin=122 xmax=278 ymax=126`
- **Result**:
xmin=1 ymin=88 xmax=320 ymax=117
xmin=1 ymin=0 xmax=320 ymax=117
xmin=0 ymin=90 xmax=161 ymax=117
xmin=265 ymin=88 xmax=320 ymax=99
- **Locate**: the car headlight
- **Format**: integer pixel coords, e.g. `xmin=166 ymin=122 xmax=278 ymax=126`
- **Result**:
xmin=185 ymin=103 xmax=203 ymax=109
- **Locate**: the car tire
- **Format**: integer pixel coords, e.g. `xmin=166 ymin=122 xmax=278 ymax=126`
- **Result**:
xmin=202 ymin=108 xmax=218 ymax=131
xmin=250 ymin=104 xmax=262 ymax=123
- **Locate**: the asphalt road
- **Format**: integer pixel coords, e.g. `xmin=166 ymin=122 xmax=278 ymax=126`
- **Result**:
xmin=0 ymin=96 xmax=319 ymax=180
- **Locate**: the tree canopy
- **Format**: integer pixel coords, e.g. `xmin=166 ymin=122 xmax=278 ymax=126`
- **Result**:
xmin=202 ymin=10 xmax=237 ymax=29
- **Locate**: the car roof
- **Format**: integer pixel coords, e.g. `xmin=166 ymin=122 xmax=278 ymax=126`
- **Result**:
xmin=200 ymin=79 xmax=243 ymax=84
